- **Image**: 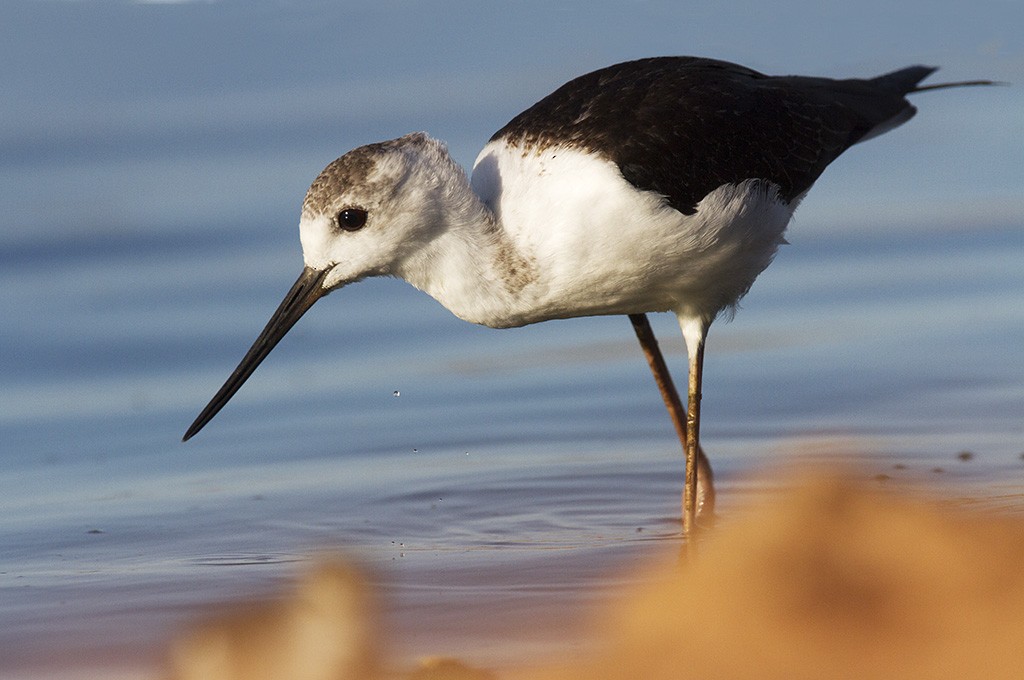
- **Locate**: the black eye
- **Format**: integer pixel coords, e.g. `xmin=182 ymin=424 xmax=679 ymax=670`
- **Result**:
xmin=336 ymin=208 xmax=368 ymax=231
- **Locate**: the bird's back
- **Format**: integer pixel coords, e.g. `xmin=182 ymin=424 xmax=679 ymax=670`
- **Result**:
xmin=490 ymin=56 xmax=934 ymax=216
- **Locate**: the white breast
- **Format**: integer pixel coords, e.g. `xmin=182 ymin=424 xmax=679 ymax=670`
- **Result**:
xmin=471 ymin=139 xmax=795 ymax=324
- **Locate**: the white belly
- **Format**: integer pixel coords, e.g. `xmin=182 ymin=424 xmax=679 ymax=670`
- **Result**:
xmin=471 ymin=140 xmax=795 ymax=325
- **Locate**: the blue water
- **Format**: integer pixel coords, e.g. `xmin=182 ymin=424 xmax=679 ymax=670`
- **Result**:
xmin=4 ymin=206 xmax=1022 ymax=675
xmin=2 ymin=1 xmax=1023 ymax=676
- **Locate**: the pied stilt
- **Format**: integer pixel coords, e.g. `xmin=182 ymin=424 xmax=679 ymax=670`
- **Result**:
xmin=183 ymin=57 xmax=993 ymax=537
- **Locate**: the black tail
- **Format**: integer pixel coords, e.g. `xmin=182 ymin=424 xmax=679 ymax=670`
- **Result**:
xmin=872 ymin=65 xmax=1000 ymax=94
xmin=871 ymin=65 xmax=938 ymax=94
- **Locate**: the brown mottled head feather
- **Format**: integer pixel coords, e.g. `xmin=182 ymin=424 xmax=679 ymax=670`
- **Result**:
xmin=302 ymin=133 xmax=433 ymax=219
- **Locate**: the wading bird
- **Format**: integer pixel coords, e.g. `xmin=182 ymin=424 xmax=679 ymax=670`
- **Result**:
xmin=183 ymin=57 xmax=991 ymax=535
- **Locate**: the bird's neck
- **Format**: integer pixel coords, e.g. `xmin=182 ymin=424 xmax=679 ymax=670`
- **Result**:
xmin=392 ymin=157 xmax=537 ymax=329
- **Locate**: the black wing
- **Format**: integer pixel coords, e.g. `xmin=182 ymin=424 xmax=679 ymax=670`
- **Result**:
xmin=492 ymin=57 xmax=933 ymax=214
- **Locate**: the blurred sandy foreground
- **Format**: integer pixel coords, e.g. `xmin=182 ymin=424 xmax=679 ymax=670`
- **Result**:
xmin=166 ymin=471 xmax=1024 ymax=680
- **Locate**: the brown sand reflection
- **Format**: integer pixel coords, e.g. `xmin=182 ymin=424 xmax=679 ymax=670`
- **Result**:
xmin=166 ymin=470 xmax=1024 ymax=680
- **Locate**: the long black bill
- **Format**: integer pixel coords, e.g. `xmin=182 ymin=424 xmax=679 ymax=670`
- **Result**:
xmin=182 ymin=266 xmax=331 ymax=441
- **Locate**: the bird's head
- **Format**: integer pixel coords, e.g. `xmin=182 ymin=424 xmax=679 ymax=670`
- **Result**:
xmin=299 ymin=132 xmax=452 ymax=289
xmin=182 ymin=132 xmax=452 ymax=441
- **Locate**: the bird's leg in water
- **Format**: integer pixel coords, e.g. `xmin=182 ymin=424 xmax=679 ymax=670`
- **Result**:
xmin=681 ymin=318 xmax=707 ymax=541
xmin=628 ymin=314 xmax=715 ymax=539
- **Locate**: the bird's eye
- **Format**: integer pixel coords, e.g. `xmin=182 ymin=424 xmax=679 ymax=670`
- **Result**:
xmin=336 ymin=208 xmax=368 ymax=231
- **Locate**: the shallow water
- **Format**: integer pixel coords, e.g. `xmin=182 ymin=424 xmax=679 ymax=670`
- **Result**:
xmin=3 ymin=216 xmax=1023 ymax=677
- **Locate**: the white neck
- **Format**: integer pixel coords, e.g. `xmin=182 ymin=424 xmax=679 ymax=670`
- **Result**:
xmin=392 ymin=153 xmax=538 ymax=329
